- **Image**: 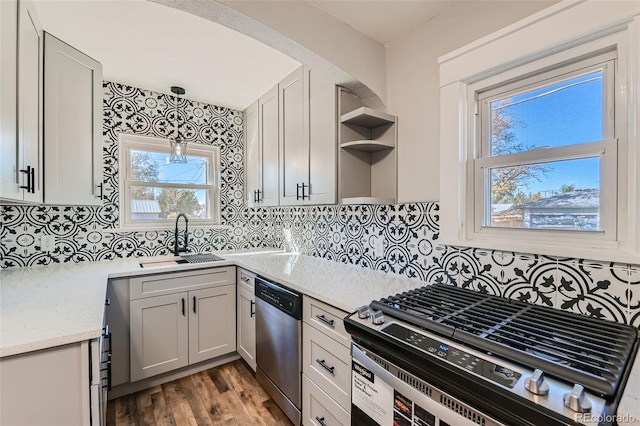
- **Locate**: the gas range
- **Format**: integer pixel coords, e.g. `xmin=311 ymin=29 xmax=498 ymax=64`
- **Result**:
xmin=345 ymin=284 xmax=639 ymax=426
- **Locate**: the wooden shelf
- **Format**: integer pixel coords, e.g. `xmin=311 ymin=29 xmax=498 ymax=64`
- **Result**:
xmin=340 ymin=197 xmax=395 ymax=205
xmin=340 ymin=107 xmax=395 ymax=128
xmin=340 ymin=140 xmax=395 ymax=152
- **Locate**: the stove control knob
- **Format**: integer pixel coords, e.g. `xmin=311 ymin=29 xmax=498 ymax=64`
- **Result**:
xmin=563 ymin=384 xmax=592 ymax=413
xmin=357 ymin=305 xmax=371 ymax=319
xmin=524 ymin=369 xmax=549 ymax=396
xmin=371 ymin=310 xmax=385 ymax=325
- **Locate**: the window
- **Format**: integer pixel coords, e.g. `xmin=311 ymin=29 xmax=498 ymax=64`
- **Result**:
xmin=474 ymin=53 xmax=617 ymax=239
xmin=118 ymin=134 xmax=220 ymax=228
xmin=438 ymin=1 xmax=639 ymax=262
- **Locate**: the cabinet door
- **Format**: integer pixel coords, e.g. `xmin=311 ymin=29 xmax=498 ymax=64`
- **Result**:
xmin=259 ymin=86 xmax=279 ymax=206
xmin=188 ymin=285 xmax=236 ymax=365
xmin=44 ymin=32 xmax=103 ymax=205
xmin=0 ymin=0 xmax=20 ymax=201
xmin=307 ymin=68 xmax=337 ymax=205
xmin=237 ymin=284 xmax=256 ymax=371
xmin=130 ymin=292 xmax=188 ymax=381
xmin=244 ymin=100 xmax=260 ymax=207
xmin=279 ymin=66 xmax=309 ymax=206
xmin=17 ymin=0 xmax=42 ymax=203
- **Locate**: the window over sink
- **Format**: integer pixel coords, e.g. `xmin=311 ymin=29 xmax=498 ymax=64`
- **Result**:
xmin=118 ymin=134 xmax=220 ymax=228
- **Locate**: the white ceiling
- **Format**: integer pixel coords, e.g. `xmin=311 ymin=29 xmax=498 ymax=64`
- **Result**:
xmin=32 ymin=0 xmax=485 ymax=110
xmin=307 ymin=0 xmax=457 ymax=45
xmin=32 ymin=0 xmax=301 ymax=111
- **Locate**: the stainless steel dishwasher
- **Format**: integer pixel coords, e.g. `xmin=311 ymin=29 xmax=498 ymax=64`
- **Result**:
xmin=255 ymin=276 xmax=302 ymax=426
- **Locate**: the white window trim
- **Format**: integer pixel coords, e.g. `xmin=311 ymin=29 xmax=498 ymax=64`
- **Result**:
xmin=118 ymin=134 xmax=221 ymax=230
xmin=438 ymin=0 xmax=640 ymax=263
xmin=472 ymin=53 xmax=617 ymax=242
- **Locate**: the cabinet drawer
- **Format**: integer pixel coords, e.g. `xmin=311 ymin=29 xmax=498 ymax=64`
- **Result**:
xmin=302 ymin=323 xmax=351 ymax=411
xmin=303 ymin=296 xmax=350 ymax=347
xmin=303 ymin=374 xmax=350 ymax=426
xmin=237 ymin=268 xmax=256 ymax=293
xmin=130 ymin=266 xmax=235 ymax=300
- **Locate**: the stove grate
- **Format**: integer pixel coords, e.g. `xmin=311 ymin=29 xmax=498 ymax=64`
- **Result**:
xmin=370 ymin=284 xmax=638 ymax=397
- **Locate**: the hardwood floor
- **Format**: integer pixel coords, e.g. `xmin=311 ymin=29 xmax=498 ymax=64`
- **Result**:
xmin=107 ymin=360 xmax=294 ymax=426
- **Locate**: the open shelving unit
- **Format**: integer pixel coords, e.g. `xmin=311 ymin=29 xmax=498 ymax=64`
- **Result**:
xmin=338 ymin=89 xmax=397 ymax=205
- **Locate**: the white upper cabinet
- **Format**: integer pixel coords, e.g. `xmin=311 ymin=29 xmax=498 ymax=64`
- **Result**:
xmin=0 ymin=0 xmax=43 ymax=203
xmin=279 ymin=66 xmax=309 ymax=205
xmin=43 ymin=32 xmax=103 ymax=205
xmin=279 ymin=66 xmax=337 ymax=206
xmin=244 ymin=100 xmax=260 ymax=207
xmin=247 ymin=65 xmax=337 ymax=207
xmin=307 ymin=67 xmax=337 ymax=205
xmin=259 ymin=86 xmax=280 ymax=207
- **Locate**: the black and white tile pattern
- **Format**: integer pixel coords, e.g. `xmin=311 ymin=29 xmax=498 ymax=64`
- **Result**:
xmin=1 ymin=81 xmax=639 ymax=327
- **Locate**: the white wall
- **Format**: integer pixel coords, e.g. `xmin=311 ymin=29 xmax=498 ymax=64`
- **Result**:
xmin=387 ymin=1 xmax=556 ymax=203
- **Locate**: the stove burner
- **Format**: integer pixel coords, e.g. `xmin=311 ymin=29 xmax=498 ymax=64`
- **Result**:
xmin=370 ymin=284 xmax=638 ymax=397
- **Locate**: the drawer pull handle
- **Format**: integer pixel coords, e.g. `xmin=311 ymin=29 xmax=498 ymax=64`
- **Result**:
xmin=250 ymin=300 xmax=255 ymax=317
xmin=316 ymin=314 xmax=334 ymax=326
xmin=193 ymin=296 xmax=196 ymax=314
xmin=315 ymin=416 xmax=327 ymax=426
xmin=241 ymin=276 xmax=251 ymax=282
xmin=316 ymin=358 xmax=335 ymax=374
xmin=182 ymin=298 xmax=185 ymax=316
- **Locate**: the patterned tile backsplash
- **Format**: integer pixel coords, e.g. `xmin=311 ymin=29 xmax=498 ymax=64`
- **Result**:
xmin=1 ymin=81 xmax=638 ymax=328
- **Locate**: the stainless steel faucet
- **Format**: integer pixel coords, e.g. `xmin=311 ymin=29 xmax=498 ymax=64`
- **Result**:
xmin=173 ymin=213 xmax=189 ymax=256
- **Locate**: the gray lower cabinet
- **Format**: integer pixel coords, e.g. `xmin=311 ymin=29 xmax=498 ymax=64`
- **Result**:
xmin=0 ymin=339 xmax=98 ymax=425
xmin=188 ymin=285 xmax=236 ymax=365
xmin=107 ymin=267 xmax=237 ymax=385
xmin=302 ymin=296 xmax=352 ymax=422
xmin=130 ymin=284 xmax=237 ymax=382
xmin=130 ymin=292 xmax=189 ymax=381
xmin=236 ymin=268 xmax=256 ymax=371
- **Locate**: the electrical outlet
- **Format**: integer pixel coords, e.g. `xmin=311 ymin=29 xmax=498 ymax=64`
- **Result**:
xmin=41 ymin=235 xmax=55 ymax=252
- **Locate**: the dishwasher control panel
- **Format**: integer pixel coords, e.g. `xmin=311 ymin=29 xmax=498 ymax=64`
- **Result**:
xmin=255 ymin=277 xmax=302 ymax=318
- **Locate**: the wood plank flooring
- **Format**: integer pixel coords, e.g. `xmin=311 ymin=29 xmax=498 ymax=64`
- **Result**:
xmin=107 ymin=360 xmax=294 ymax=426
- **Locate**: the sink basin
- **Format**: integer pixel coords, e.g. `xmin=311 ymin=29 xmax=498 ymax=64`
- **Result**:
xmin=139 ymin=253 xmax=224 ymax=268
xmin=139 ymin=259 xmax=188 ymax=268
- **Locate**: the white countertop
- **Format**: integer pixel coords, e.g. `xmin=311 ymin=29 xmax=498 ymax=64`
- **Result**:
xmin=2 ymin=251 xmax=638 ymax=423
xmin=0 ymin=250 xmax=423 ymax=358
xmin=618 ymin=352 xmax=640 ymax=424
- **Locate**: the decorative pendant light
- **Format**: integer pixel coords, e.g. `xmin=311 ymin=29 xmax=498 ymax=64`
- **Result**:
xmin=169 ymin=86 xmax=187 ymax=164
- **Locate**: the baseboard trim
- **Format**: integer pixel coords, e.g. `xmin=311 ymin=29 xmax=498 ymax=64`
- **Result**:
xmin=108 ymin=352 xmax=240 ymax=400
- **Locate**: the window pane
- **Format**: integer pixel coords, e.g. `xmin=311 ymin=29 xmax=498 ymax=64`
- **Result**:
xmin=130 ymin=150 xmax=209 ymax=184
xmin=488 ymin=157 xmax=600 ymax=231
xmin=490 ymin=70 xmax=603 ymax=156
xmin=129 ymin=187 xmax=208 ymax=220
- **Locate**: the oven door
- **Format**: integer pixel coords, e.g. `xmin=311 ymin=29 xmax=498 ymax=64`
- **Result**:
xmin=351 ymin=343 xmax=505 ymax=426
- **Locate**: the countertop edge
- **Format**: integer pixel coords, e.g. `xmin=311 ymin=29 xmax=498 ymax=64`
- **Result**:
xmin=0 ymin=328 xmax=103 ymax=358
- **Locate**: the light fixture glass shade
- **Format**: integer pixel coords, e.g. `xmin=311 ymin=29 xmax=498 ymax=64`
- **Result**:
xmin=170 ymin=137 xmax=187 ymax=163
xmin=169 ymin=85 xmax=187 ymax=164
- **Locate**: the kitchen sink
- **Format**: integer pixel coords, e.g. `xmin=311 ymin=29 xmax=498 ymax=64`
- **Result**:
xmin=139 ymin=253 xmax=224 ymax=268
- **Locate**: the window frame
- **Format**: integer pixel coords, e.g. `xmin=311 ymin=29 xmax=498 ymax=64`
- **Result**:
xmin=118 ymin=134 xmax=221 ymax=229
xmin=437 ymin=2 xmax=640 ymax=263
xmin=471 ymin=52 xmax=618 ymax=241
